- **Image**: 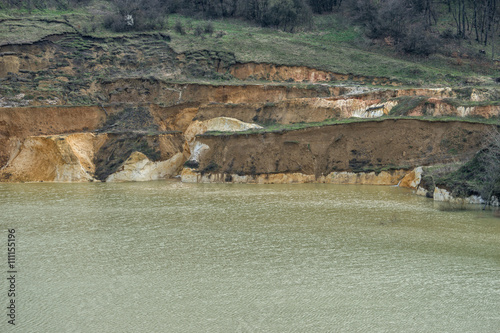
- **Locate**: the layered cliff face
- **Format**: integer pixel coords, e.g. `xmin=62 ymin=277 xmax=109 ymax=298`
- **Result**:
xmin=0 ymin=105 xmax=107 ymax=169
xmin=0 ymin=131 xmax=187 ymax=182
xmin=181 ymin=167 xmax=409 ymax=185
xmin=1 ymin=33 xmax=499 ymax=185
xmin=1 ymin=85 xmax=498 ymax=183
xmin=1 ymin=133 xmax=100 ymax=182
xmin=1 ymin=33 xmax=497 ymax=110
xmin=195 ymin=98 xmax=397 ymax=124
xmin=185 ymin=120 xmax=491 ymax=182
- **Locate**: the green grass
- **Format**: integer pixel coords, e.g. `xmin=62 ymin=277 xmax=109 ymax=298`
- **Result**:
xmin=166 ymin=15 xmax=419 ymax=81
xmin=389 ymin=96 xmax=428 ymax=116
xmin=1 ymin=3 xmax=500 ymax=86
xmin=443 ymin=99 xmax=500 ymax=108
xmin=0 ymin=18 xmax=75 ymax=45
xmin=163 ymin=14 xmax=500 ymax=85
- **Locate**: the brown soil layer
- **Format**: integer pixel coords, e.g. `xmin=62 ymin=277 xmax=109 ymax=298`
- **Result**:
xmin=99 ymin=80 xmax=348 ymax=105
xmin=0 ymin=105 xmax=105 ymax=137
xmin=195 ymin=119 xmax=492 ymax=178
xmin=194 ymin=98 xmax=382 ymax=124
xmin=227 ymin=62 xmax=400 ymax=85
xmin=0 ymin=105 xmax=106 ymax=166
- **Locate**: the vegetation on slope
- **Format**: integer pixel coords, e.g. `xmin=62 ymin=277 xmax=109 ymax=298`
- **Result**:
xmin=420 ymin=127 xmax=500 ymax=206
xmin=0 ymin=0 xmax=499 ymax=85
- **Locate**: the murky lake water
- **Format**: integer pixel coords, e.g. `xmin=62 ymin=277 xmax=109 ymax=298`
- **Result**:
xmin=1 ymin=181 xmax=499 ymax=332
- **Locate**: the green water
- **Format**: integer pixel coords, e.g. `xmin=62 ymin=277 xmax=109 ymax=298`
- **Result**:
xmin=1 ymin=181 xmax=499 ymax=332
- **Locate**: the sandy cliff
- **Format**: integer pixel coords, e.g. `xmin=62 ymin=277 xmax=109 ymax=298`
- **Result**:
xmin=190 ymin=120 xmax=490 ymax=180
xmin=1 ymin=35 xmax=499 ymax=185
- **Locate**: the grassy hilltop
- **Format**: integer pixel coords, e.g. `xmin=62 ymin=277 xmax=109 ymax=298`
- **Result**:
xmin=0 ymin=0 xmax=499 ymax=86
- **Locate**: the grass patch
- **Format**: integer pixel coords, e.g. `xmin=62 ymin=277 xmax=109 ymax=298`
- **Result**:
xmin=2 ymin=5 xmax=498 ymax=85
xmin=443 ymin=98 xmax=500 ymax=108
xmin=389 ymin=96 xmax=427 ymax=116
xmin=0 ymin=18 xmax=75 ymax=45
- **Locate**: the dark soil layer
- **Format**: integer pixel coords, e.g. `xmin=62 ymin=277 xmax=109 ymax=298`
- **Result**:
xmin=93 ymin=132 xmax=185 ymax=181
xmin=196 ymin=119 xmax=493 ymax=178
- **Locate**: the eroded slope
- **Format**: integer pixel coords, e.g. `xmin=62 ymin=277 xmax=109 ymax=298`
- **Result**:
xmin=1 ymin=32 xmax=499 ymax=184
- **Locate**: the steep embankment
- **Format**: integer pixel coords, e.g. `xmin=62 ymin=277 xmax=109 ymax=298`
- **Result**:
xmin=0 ymin=78 xmax=347 ymax=182
xmin=1 ymin=133 xmax=103 ymax=182
xmin=1 ymin=32 xmax=499 ymax=188
xmin=0 ymin=101 xmax=188 ymax=182
xmin=0 ymin=105 xmax=106 ymax=167
xmin=183 ymin=120 xmax=491 ymax=184
xmin=1 ymin=83 xmax=499 ymax=183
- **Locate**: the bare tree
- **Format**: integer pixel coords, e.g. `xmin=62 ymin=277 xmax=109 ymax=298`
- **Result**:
xmin=451 ymin=0 xmax=469 ymax=38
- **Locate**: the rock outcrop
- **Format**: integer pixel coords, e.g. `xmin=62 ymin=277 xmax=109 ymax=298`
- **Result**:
xmin=106 ymin=151 xmax=185 ymax=182
xmin=395 ymin=166 xmax=499 ymax=206
xmin=398 ymin=167 xmax=423 ymax=189
xmin=0 ymin=133 xmax=103 ymax=182
xmin=181 ymin=168 xmax=408 ymax=185
xmin=433 ymin=186 xmax=485 ymax=205
xmin=184 ymin=117 xmax=263 ymax=144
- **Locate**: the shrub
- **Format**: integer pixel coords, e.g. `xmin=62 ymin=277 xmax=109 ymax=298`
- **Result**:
xmin=184 ymin=160 xmax=200 ymax=169
xmin=261 ymin=0 xmax=313 ymax=32
xmin=103 ymin=14 xmax=127 ymax=32
xmin=440 ymin=29 xmax=455 ymax=40
xmin=399 ymin=25 xmax=439 ymax=56
xmin=103 ymin=0 xmax=166 ymax=32
xmin=194 ymin=25 xmax=203 ymax=36
xmin=347 ymin=0 xmax=437 ymax=56
xmin=174 ymin=20 xmax=186 ymax=34
xmin=204 ymin=22 xmax=214 ymax=35
xmin=308 ymin=0 xmax=342 ymax=14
